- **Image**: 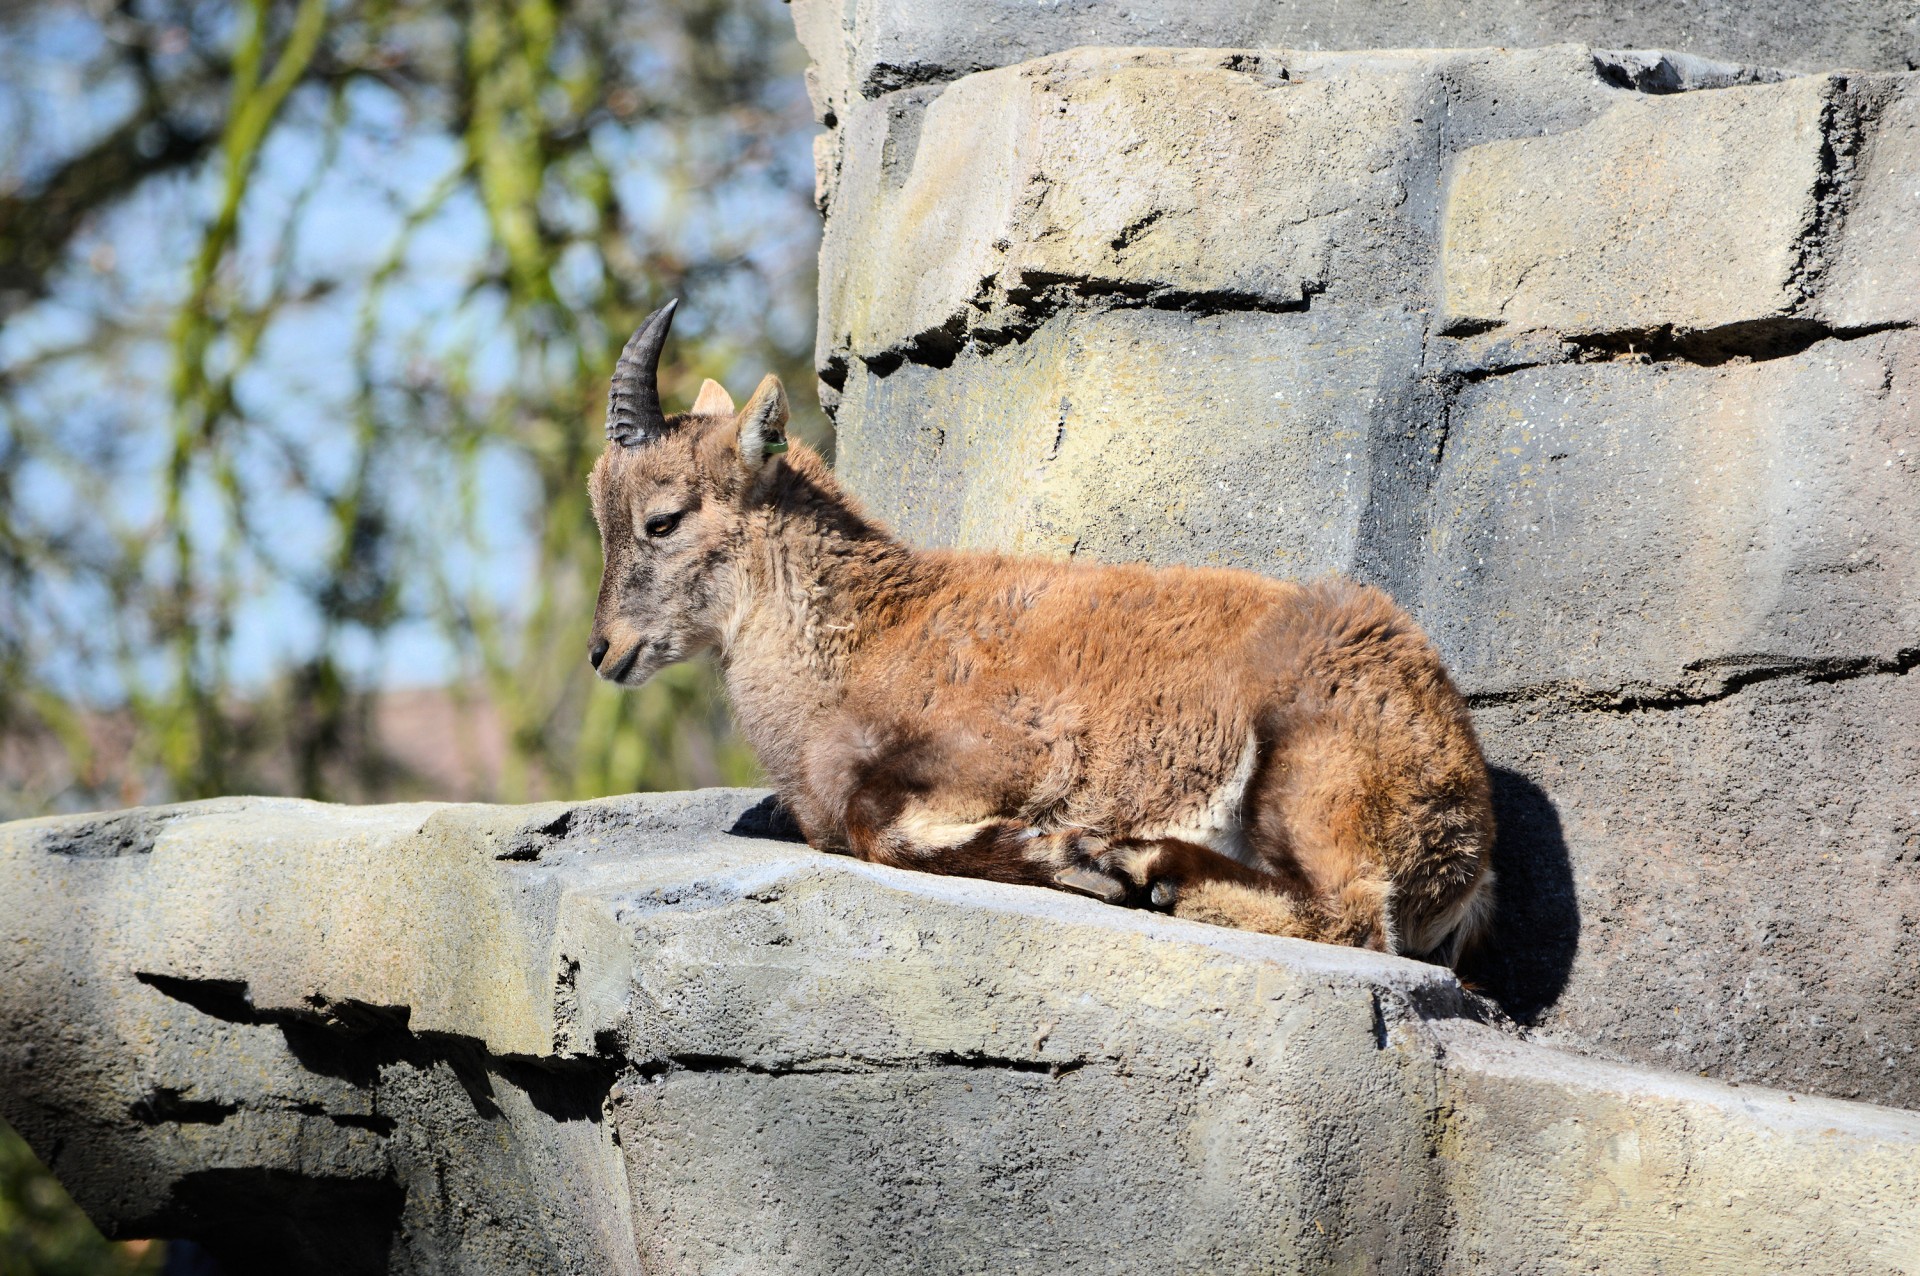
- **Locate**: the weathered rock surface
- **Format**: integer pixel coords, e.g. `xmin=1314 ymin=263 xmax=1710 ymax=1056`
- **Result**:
xmin=4 ymin=792 xmax=1917 ymax=1273
xmin=791 ymin=0 xmax=1920 ymax=135
xmin=803 ymin=28 xmax=1920 ymax=1110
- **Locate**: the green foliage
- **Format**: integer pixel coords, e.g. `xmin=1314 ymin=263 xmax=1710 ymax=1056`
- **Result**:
xmin=0 ymin=0 xmax=820 ymax=812
xmin=0 ymin=1121 xmax=163 ymax=1276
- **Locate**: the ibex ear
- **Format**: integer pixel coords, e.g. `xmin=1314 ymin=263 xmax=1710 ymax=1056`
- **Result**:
xmin=736 ymin=374 xmax=789 ymax=475
xmin=691 ymin=378 xmax=734 ymax=416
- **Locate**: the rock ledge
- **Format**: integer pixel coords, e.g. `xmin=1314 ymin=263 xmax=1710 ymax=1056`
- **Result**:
xmin=3 ymin=790 xmax=1914 ymax=1273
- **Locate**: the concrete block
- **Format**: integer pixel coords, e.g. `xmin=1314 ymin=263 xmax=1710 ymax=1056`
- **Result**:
xmin=1441 ymin=77 xmax=1832 ymax=339
xmin=1826 ymin=78 xmax=1920 ymax=329
xmin=1422 ymin=329 xmax=1920 ymax=695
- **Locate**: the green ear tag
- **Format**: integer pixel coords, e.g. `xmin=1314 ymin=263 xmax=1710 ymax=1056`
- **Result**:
xmin=763 ymin=438 xmax=789 ymax=455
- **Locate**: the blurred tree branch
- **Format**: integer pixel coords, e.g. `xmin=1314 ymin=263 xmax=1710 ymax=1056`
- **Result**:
xmin=0 ymin=114 xmax=213 ymax=306
xmin=0 ymin=0 xmax=816 ymax=814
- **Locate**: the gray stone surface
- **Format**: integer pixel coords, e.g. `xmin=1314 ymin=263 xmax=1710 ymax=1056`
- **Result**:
xmin=1472 ymin=671 xmax=1920 ymax=1101
xmin=1425 ymin=333 xmax=1920 ymax=695
xmin=1442 ymin=76 xmax=1833 ymax=337
xmin=805 ymin=36 xmax=1920 ymax=1109
xmin=4 ymin=791 xmax=1917 ymax=1273
xmin=1429 ymin=1022 xmax=1920 ymax=1271
xmin=792 ymin=0 xmax=1920 ymax=132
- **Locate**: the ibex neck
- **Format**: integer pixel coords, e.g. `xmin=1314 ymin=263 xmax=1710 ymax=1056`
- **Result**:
xmin=741 ymin=519 xmax=923 ymax=671
xmin=719 ymin=472 xmax=936 ymax=794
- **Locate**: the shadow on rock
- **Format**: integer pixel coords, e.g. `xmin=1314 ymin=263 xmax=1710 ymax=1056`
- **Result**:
xmin=152 ymin=1169 xmax=402 ymax=1276
xmin=1459 ymin=766 xmax=1581 ymax=1026
xmin=727 ymin=793 xmax=806 ymax=842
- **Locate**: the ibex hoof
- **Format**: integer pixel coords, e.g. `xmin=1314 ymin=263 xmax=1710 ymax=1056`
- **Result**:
xmin=1148 ymin=880 xmax=1178 ymax=910
xmin=1055 ymin=865 xmax=1127 ymax=904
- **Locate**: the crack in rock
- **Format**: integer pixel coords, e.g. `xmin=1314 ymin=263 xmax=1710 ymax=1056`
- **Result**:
xmin=136 ymin=973 xmax=619 ymax=1125
xmin=1467 ymin=648 xmax=1918 ymax=714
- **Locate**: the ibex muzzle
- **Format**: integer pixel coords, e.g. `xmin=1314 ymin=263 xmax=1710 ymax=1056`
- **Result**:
xmin=587 ymin=306 xmax=1495 ymax=964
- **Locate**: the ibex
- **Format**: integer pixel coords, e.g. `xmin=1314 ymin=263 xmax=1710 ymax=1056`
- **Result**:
xmin=588 ymin=302 xmax=1495 ymax=963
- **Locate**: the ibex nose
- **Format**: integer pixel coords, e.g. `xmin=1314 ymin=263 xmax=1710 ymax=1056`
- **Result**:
xmin=588 ymin=637 xmax=610 ymax=669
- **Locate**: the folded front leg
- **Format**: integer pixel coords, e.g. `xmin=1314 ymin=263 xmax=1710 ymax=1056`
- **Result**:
xmin=843 ymin=803 xmax=1131 ymax=900
xmin=1094 ymin=837 xmax=1340 ymax=942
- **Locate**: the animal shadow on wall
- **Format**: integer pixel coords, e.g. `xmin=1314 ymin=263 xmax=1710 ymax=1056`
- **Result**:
xmin=1459 ymin=766 xmax=1579 ymax=1024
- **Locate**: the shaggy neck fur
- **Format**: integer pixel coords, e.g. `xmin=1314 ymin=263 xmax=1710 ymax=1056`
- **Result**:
xmin=717 ymin=446 xmax=935 ymax=794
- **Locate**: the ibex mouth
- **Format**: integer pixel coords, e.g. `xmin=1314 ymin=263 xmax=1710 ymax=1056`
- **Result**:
xmin=603 ymin=644 xmax=642 ymax=684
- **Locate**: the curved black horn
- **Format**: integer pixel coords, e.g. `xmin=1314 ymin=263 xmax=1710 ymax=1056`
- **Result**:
xmin=606 ymin=298 xmax=678 ymax=448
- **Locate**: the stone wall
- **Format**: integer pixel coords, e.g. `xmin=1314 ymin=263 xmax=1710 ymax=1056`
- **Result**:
xmin=4 ymin=792 xmax=1916 ymax=1274
xmin=795 ymin=5 xmax=1920 ymax=1108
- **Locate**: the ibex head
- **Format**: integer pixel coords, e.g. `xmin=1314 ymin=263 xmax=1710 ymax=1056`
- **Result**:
xmin=587 ymin=300 xmax=791 ymax=685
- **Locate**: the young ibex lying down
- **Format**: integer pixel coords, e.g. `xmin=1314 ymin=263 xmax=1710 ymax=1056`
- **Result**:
xmin=588 ymin=302 xmax=1495 ymax=963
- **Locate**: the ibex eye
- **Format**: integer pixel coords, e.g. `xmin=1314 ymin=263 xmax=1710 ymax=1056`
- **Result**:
xmin=643 ymin=512 xmax=682 ymax=539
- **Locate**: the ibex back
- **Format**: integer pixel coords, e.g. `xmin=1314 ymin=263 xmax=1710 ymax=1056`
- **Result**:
xmin=588 ymin=303 xmax=1495 ymax=964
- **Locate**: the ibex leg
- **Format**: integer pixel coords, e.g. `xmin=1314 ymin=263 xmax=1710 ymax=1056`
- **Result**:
xmin=1092 ymin=837 xmax=1344 ymax=942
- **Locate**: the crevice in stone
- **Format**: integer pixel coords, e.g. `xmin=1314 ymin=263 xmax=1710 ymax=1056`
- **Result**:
xmin=1145 ymin=283 xmax=1318 ymax=317
xmin=1371 ymin=977 xmax=1516 ymax=1041
xmin=1786 ymin=82 xmax=1864 ymax=312
xmin=1452 ymin=357 xmax=1552 ymax=384
xmin=1804 ymin=647 xmax=1920 ymax=683
xmin=1109 ymin=209 xmax=1165 ymax=252
xmin=129 ymin=1087 xmax=237 ymax=1126
xmin=136 ymin=974 xmax=621 ymax=1125
xmin=1437 ymin=316 xmax=1502 ymax=339
xmin=631 ymin=1049 xmax=1089 ymax=1080
xmin=552 ymin=956 xmax=582 ymax=1052
xmin=1429 ymin=397 xmax=1453 ymax=472
xmin=300 ymin=993 xmax=415 ymax=1038
xmin=1439 ymin=313 xmax=1912 ymax=383
xmin=1563 ymin=317 xmax=1911 ymax=367
xmin=854 ymin=275 xmax=1316 ymax=379
xmin=495 ymin=798 xmax=715 ymax=863
xmin=1589 ymin=49 xmax=1790 ymax=95
xmin=1467 ymin=647 xmax=1917 ymax=715
xmin=1007 ymin=272 xmax=1315 ymax=322
xmin=860 ymin=59 xmax=974 ymax=100
xmin=1216 ymin=52 xmax=1289 ymax=83
xmin=136 ymin=972 xmax=255 ymax=1020
xmin=868 ymin=310 xmax=968 ymax=376
xmin=636 ymin=1052 xmax=855 ymax=1079
xmin=498 ymin=808 xmax=572 ymax=861
xmin=927 ymin=1050 xmax=1085 ymax=1077
xmin=818 ymin=351 xmax=849 ymax=393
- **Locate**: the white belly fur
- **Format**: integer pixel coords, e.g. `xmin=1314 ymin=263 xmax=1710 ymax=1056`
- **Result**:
xmin=1133 ymin=730 xmax=1261 ymax=867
